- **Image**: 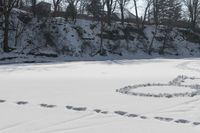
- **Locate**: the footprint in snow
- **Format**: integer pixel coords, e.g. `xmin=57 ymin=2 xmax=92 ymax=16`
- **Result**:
xmin=72 ymin=107 xmax=87 ymax=111
xmin=193 ymin=122 xmax=200 ymax=126
xmin=101 ymin=111 xmax=109 ymax=114
xmin=140 ymin=116 xmax=148 ymax=119
xmin=46 ymin=105 xmax=56 ymax=108
xmin=174 ymin=119 xmax=190 ymax=124
xmin=40 ymin=104 xmax=56 ymax=108
xmin=93 ymin=109 xmax=108 ymax=114
xmin=16 ymin=101 xmax=28 ymax=105
xmin=127 ymin=114 xmax=139 ymax=118
xmin=154 ymin=117 xmax=174 ymax=122
xmin=0 ymin=99 xmax=6 ymax=103
xmin=66 ymin=106 xmax=86 ymax=111
xmin=93 ymin=109 xmax=101 ymax=113
xmin=66 ymin=106 xmax=73 ymax=110
xmin=2 ymin=98 xmax=198 ymax=127
xmin=114 ymin=111 xmax=127 ymax=116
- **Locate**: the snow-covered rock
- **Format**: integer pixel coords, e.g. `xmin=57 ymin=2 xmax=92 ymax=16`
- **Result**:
xmin=0 ymin=8 xmax=200 ymax=63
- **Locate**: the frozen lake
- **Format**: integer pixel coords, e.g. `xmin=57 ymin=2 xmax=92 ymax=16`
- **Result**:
xmin=0 ymin=58 xmax=200 ymax=133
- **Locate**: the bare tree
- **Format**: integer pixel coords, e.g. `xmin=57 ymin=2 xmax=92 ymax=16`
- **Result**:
xmin=148 ymin=0 xmax=159 ymax=55
xmin=152 ymin=0 xmax=159 ymax=26
xmin=0 ymin=0 xmax=3 ymax=15
xmin=0 ymin=0 xmax=2 ymax=6
xmin=14 ymin=21 xmax=25 ymax=47
xmin=141 ymin=0 xmax=152 ymax=29
xmin=66 ymin=0 xmax=78 ymax=22
xmin=65 ymin=0 xmax=80 ymax=13
xmin=105 ymin=0 xmax=117 ymax=25
xmin=91 ymin=0 xmax=107 ymax=56
xmin=183 ymin=0 xmax=200 ymax=29
xmin=15 ymin=0 xmax=24 ymax=8
xmin=77 ymin=0 xmax=89 ymax=14
xmin=133 ymin=0 xmax=139 ymax=29
xmin=87 ymin=0 xmax=102 ymax=21
xmin=53 ymin=0 xmax=62 ymax=15
xmin=117 ymin=0 xmax=130 ymax=25
xmin=31 ymin=0 xmax=37 ymax=17
xmin=68 ymin=0 xmax=80 ymax=6
xmin=2 ymin=0 xmax=19 ymax=52
xmin=148 ymin=0 xmax=182 ymax=55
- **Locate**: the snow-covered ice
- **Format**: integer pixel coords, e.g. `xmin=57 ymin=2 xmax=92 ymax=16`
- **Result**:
xmin=129 ymin=86 xmax=194 ymax=94
xmin=0 ymin=58 xmax=200 ymax=133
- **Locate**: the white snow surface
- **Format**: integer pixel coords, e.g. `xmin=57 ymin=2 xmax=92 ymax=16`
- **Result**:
xmin=0 ymin=58 xmax=200 ymax=133
xmin=129 ymin=86 xmax=195 ymax=94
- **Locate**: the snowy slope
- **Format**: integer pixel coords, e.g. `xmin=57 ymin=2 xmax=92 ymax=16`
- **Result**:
xmin=0 ymin=58 xmax=200 ymax=133
xmin=1 ymin=8 xmax=200 ymax=62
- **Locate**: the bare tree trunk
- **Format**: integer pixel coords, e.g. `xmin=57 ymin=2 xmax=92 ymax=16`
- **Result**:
xmin=0 ymin=0 xmax=2 ymax=7
xmin=2 ymin=0 xmax=18 ymax=52
xmin=100 ymin=15 xmax=104 ymax=54
xmin=14 ymin=21 xmax=25 ymax=47
xmin=53 ymin=5 xmax=58 ymax=16
xmin=32 ymin=0 xmax=37 ymax=17
xmin=133 ymin=0 xmax=139 ymax=29
xmin=106 ymin=0 xmax=115 ymax=25
xmin=148 ymin=25 xmax=158 ymax=55
xmin=153 ymin=0 xmax=159 ymax=26
xmin=53 ymin=0 xmax=63 ymax=16
xmin=183 ymin=0 xmax=199 ymax=30
xmin=120 ymin=3 xmax=124 ymax=25
xmin=142 ymin=8 xmax=148 ymax=29
xmin=141 ymin=0 xmax=152 ymax=29
xmin=106 ymin=0 xmax=112 ymax=25
xmin=3 ymin=13 xmax=10 ymax=52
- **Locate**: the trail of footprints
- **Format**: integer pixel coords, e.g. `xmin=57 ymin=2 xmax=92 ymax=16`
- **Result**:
xmin=0 ymin=99 xmax=200 ymax=126
xmin=1 ymin=75 xmax=200 ymax=126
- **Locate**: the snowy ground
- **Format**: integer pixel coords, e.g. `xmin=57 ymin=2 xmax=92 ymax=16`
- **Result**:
xmin=0 ymin=58 xmax=200 ymax=133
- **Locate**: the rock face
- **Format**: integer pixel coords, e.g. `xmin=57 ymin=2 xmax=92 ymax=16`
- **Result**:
xmin=1 ymin=8 xmax=200 ymax=58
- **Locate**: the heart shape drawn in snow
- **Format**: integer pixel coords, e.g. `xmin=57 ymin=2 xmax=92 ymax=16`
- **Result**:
xmin=116 ymin=75 xmax=200 ymax=98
